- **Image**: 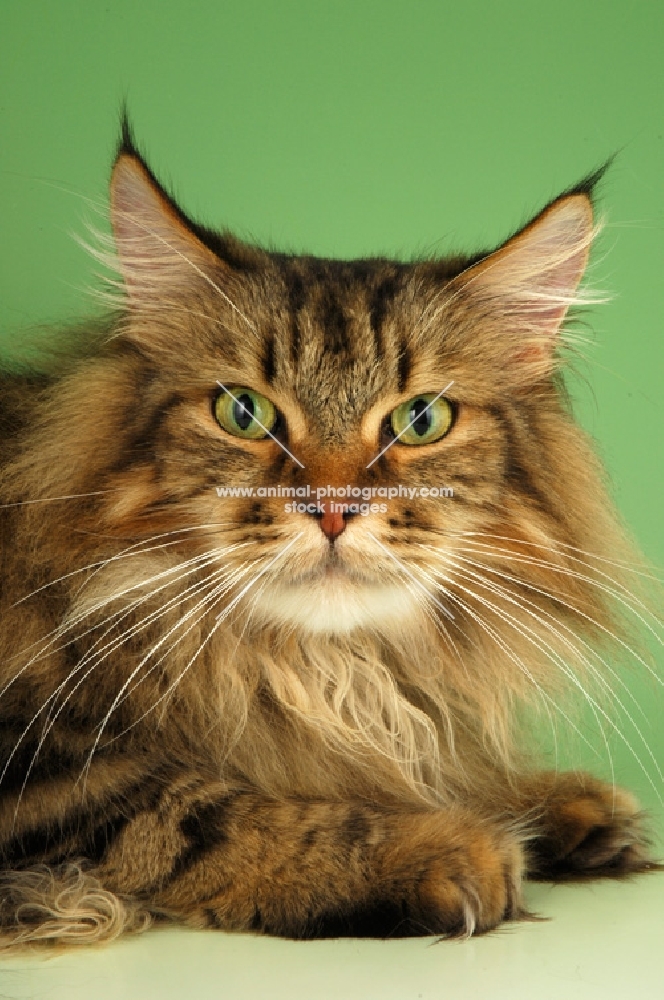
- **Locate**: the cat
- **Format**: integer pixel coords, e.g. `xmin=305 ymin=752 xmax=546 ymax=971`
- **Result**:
xmin=0 ymin=119 xmax=658 ymax=948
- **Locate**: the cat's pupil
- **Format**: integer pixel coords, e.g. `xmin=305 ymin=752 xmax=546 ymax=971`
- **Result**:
xmin=234 ymin=394 xmax=254 ymax=431
xmin=410 ymin=399 xmax=431 ymax=437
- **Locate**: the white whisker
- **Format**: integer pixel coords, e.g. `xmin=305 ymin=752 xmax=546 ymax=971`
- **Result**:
xmin=80 ymin=213 xmax=259 ymax=338
xmin=421 ymin=568 xmax=593 ymax=761
xmin=427 ymin=547 xmax=662 ymax=790
xmin=96 ymin=535 xmax=303 ymax=755
xmin=366 ymin=532 xmax=454 ymax=621
xmin=0 ymin=541 xmax=246 ymax=707
xmin=0 ymin=490 xmax=116 ymax=510
xmin=430 ymin=546 xmax=648 ymax=717
xmin=3 ymin=549 xmax=243 ymax=819
xmin=77 ymin=561 xmax=259 ymax=792
xmin=450 ymin=537 xmax=664 ymax=679
xmin=13 ymin=523 xmax=232 ymax=608
xmin=419 ymin=556 xmax=662 ymax=803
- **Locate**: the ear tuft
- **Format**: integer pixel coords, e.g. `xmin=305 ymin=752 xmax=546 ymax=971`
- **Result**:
xmin=555 ymin=154 xmax=616 ymax=203
xmin=118 ymin=105 xmax=140 ymax=160
xmin=109 ymin=142 xmax=216 ymax=303
xmin=452 ymin=189 xmax=599 ymax=381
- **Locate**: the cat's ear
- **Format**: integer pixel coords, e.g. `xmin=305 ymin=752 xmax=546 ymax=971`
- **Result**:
xmin=109 ymin=143 xmax=218 ymax=303
xmin=451 ymin=190 xmax=597 ymax=381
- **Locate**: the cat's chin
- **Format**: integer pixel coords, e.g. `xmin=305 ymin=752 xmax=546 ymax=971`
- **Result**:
xmin=250 ymin=577 xmax=421 ymax=634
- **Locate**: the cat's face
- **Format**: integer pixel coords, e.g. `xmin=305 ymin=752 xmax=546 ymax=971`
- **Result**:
xmin=96 ymin=144 xmax=601 ymax=641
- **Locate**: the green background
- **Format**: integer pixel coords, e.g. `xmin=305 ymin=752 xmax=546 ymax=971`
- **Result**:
xmin=1 ymin=2 xmax=663 ymax=996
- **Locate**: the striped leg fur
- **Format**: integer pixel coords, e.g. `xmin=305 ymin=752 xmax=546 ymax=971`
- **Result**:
xmin=1 ymin=785 xmax=526 ymax=944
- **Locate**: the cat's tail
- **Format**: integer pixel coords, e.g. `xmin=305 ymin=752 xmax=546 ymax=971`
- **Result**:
xmin=0 ymin=862 xmax=152 ymax=950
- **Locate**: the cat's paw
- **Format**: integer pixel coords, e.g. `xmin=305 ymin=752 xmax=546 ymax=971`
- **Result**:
xmin=307 ymin=814 xmax=527 ymax=939
xmin=416 ymin=823 xmax=526 ymax=937
xmin=368 ymin=816 xmax=527 ymax=937
xmin=525 ymin=773 xmax=658 ymax=880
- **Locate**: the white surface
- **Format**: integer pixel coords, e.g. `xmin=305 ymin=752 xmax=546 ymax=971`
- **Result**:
xmin=1 ymin=875 xmax=663 ymax=1000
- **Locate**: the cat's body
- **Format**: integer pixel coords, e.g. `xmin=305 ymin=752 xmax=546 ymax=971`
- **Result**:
xmin=0 ymin=126 xmax=657 ymax=946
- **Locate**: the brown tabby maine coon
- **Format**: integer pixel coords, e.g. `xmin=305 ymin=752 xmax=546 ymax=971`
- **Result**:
xmin=0 ymin=121 xmax=659 ymax=948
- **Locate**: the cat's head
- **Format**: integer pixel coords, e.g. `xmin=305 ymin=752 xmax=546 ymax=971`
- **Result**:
xmin=89 ymin=124 xmax=615 ymax=657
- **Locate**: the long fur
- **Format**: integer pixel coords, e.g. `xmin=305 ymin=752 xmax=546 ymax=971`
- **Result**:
xmin=0 ymin=139 xmax=659 ymax=948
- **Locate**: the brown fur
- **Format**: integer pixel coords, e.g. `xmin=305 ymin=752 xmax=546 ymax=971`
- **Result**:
xmin=0 ymin=131 xmax=659 ymax=948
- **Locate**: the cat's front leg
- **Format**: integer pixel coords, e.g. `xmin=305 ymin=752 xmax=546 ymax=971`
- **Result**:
xmin=511 ymin=771 xmax=657 ymax=880
xmin=99 ymin=787 xmax=526 ymax=938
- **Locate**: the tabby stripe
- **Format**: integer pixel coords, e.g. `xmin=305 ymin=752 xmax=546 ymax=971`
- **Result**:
xmin=0 ymin=769 xmax=169 ymax=866
xmin=204 ymin=907 xmax=225 ymax=928
xmin=85 ymin=812 xmax=140 ymax=864
xmin=369 ymin=273 xmax=400 ymax=365
xmin=342 ymin=807 xmax=372 ymax=853
xmin=283 ymin=267 xmax=306 ymax=364
xmin=397 ymin=336 xmax=411 ymax=393
xmin=163 ymin=793 xmax=241 ymax=886
xmin=0 ymin=740 xmax=82 ymax=797
xmin=319 ymin=289 xmax=348 ymax=357
xmin=502 ymin=418 xmax=555 ymax=518
xmin=114 ymin=393 xmax=184 ymax=471
xmin=262 ymin=328 xmax=277 ymax=385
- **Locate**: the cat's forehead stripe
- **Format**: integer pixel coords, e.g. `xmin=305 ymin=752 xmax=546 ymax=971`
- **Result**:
xmin=264 ymin=253 xmax=484 ymax=393
xmin=272 ymin=256 xmax=415 ymax=394
xmin=261 ymin=326 xmax=277 ymax=386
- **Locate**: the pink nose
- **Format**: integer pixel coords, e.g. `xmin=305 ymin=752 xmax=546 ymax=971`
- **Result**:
xmin=318 ymin=504 xmax=346 ymax=542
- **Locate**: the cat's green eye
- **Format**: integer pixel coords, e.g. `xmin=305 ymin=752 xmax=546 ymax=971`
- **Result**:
xmin=214 ymin=387 xmax=277 ymax=440
xmin=390 ymin=394 xmax=454 ymax=446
